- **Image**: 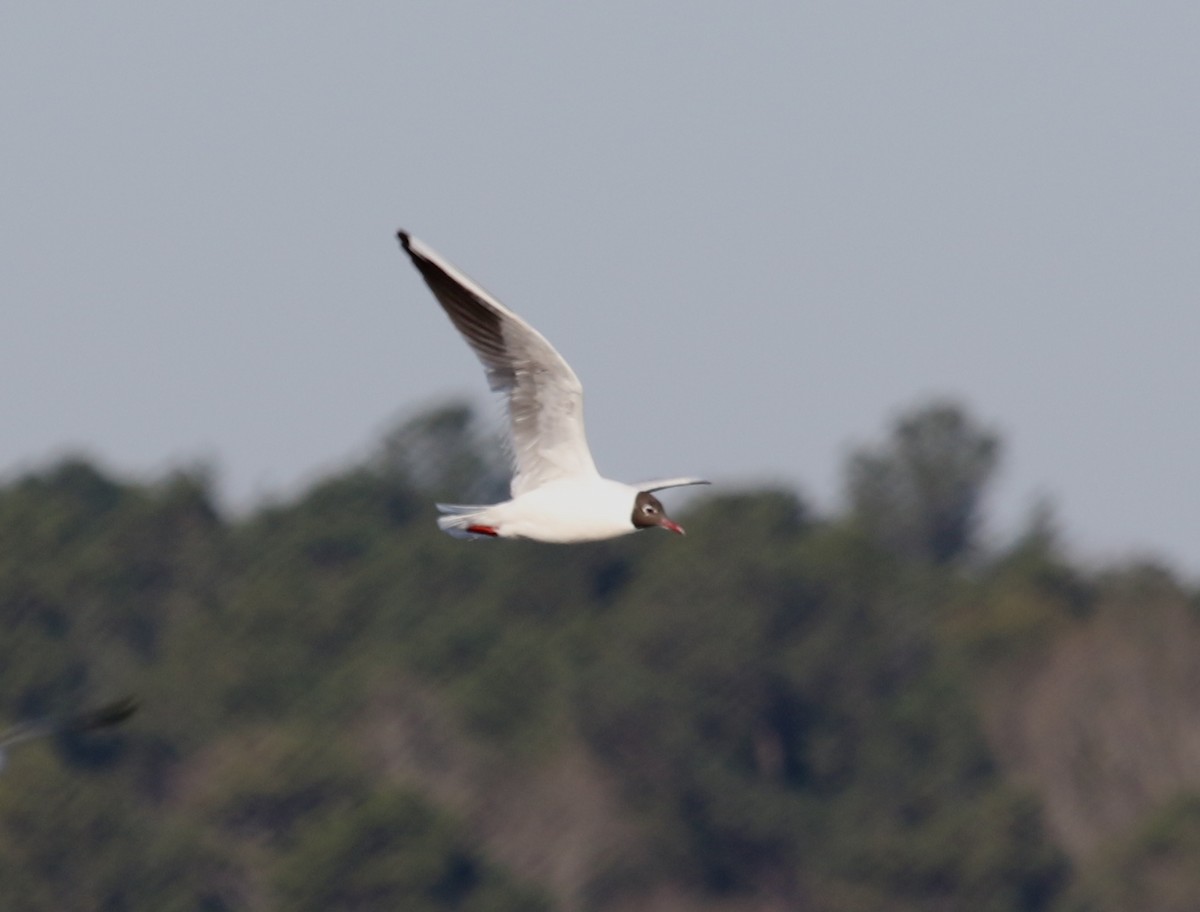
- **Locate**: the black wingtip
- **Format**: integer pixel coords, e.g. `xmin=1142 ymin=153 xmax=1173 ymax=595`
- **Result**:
xmin=396 ymin=230 xmax=412 ymax=252
xmin=71 ymin=696 xmax=140 ymax=733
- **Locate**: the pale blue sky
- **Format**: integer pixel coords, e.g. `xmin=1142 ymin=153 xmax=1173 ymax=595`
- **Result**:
xmin=2 ymin=4 xmax=1198 ymax=571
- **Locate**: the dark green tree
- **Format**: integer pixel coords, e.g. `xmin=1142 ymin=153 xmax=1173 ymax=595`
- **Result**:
xmin=274 ymin=788 xmax=549 ymax=912
xmin=847 ymin=401 xmax=1000 ymax=564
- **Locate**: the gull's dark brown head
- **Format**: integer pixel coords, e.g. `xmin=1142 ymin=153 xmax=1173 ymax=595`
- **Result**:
xmin=631 ymin=491 xmax=685 ymax=535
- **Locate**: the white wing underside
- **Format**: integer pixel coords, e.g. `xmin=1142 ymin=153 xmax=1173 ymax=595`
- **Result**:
xmin=400 ymin=233 xmax=599 ymax=497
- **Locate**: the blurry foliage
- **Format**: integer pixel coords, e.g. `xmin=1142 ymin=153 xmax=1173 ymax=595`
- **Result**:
xmin=0 ymin=756 xmax=232 ymax=911
xmin=0 ymin=400 xmax=1196 ymax=910
xmin=376 ymin=401 xmax=510 ymax=505
xmin=847 ymin=401 xmax=999 ymax=565
xmin=1064 ymin=793 xmax=1200 ymax=912
xmin=275 ymin=789 xmax=550 ymax=912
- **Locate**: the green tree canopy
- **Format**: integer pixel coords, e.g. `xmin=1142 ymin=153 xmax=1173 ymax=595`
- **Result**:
xmin=847 ymin=400 xmax=1000 ymax=564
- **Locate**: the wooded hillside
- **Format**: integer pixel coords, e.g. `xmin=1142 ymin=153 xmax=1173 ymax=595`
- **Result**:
xmin=2 ymin=401 xmax=1197 ymax=911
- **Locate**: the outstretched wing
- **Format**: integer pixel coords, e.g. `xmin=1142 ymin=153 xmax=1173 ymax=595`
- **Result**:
xmin=633 ymin=477 xmax=711 ymax=493
xmin=399 ymin=232 xmax=600 ymax=497
xmin=66 ymin=697 xmax=140 ymax=732
xmin=0 ymin=696 xmax=139 ymax=762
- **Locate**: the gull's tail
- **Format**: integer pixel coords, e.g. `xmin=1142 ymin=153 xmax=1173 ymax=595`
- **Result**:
xmin=435 ymin=503 xmax=499 ymax=540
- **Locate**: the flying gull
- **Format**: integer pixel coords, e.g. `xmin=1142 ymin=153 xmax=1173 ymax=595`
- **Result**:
xmin=397 ymin=231 xmax=709 ymax=543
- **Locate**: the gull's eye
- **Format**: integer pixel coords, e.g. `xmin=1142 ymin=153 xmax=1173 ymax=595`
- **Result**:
xmin=642 ymin=503 xmax=656 ymax=514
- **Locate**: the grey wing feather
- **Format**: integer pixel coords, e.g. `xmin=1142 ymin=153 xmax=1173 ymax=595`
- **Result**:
xmin=399 ymin=232 xmax=599 ymax=496
xmin=435 ymin=502 xmax=491 ymax=514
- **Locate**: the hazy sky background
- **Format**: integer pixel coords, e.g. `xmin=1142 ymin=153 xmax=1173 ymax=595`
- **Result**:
xmin=2 ymin=4 xmax=1197 ymax=572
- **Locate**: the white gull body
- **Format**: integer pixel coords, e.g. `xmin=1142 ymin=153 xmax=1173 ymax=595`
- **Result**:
xmin=397 ymin=231 xmax=708 ymax=544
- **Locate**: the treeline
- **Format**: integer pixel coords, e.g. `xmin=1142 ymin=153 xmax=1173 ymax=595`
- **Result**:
xmin=1 ymin=401 xmax=1198 ymax=911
